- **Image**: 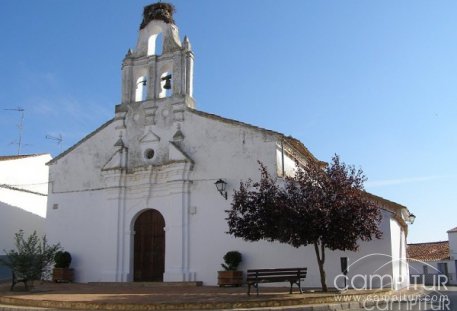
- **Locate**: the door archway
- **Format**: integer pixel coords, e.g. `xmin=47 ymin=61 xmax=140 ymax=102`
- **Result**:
xmin=133 ymin=209 xmax=165 ymax=281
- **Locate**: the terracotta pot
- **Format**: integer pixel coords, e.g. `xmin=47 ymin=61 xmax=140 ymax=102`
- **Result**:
xmin=217 ymin=270 xmax=243 ymax=287
xmin=52 ymin=268 xmax=74 ymax=283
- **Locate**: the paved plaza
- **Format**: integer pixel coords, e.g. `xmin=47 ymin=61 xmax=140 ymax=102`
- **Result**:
xmin=0 ymin=282 xmax=424 ymax=311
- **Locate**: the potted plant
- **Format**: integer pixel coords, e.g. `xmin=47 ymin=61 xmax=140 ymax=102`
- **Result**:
xmin=52 ymin=251 xmax=74 ymax=282
xmin=217 ymin=250 xmax=243 ymax=287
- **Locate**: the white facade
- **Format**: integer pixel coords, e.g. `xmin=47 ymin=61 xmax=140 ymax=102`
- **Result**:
xmin=46 ymin=4 xmax=411 ymax=288
xmin=0 ymin=154 xmax=51 ymax=281
xmin=449 ymin=231 xmax=457 ymax=284
xmin=449 ymin=231 xmax=457 ymax=261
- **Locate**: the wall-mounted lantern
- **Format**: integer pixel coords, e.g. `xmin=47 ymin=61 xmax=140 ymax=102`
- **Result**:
xmin=214 ymin=179 xmax=227 ymax=200
xmin=408 ymin=213 xmax=416 ymax=224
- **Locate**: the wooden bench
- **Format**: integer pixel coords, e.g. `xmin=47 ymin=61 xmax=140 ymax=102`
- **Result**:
xmin=11 ymin=271 xmax=28 ymax=291
xmin=246 ymin=267 xmax=307 ymax=295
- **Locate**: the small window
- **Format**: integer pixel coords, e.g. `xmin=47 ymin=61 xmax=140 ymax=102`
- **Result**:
xmin=144 ymin=148 xmax=155 ymax=160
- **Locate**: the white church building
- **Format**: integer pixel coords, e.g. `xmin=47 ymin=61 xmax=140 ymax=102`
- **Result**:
xmin=46 ymin=3 xmax=412 ymax=288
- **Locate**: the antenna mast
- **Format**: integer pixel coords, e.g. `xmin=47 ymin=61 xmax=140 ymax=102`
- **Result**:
xmin=4 ymin=107 xmax=25 ymax=155
xmin=45 ymin=134 xmax=63 ymax=151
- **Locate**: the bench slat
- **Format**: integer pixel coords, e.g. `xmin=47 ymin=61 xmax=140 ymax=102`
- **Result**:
xmin=250 ymin=277 xmax=299 ymax=282
xmin=247 ymin=272 xmax=306 ymax=278
xmin=247 ymin=268 xmax=306 ymax=273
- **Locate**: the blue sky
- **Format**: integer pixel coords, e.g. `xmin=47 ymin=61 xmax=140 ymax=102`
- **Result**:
xmin=1 ymin=1 xmax=456 ymax=243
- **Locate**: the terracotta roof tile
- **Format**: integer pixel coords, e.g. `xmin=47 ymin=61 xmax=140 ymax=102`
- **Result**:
xmin=407 ymin=241 xmax=449 ymax=262
xmin=447 ymin=227 xmax=457 ymax=233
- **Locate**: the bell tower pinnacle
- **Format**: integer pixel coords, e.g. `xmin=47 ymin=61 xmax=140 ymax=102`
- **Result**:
xmin=118 ymin=3 xmax=195 ymax=107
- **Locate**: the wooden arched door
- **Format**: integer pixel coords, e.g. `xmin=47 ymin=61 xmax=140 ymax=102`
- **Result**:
xmin=133 ymin=209 xmax=165 ymax=281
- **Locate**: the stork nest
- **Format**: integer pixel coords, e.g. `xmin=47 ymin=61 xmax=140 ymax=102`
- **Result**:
xmin=140 ymin=3 xmax=176 ymax=28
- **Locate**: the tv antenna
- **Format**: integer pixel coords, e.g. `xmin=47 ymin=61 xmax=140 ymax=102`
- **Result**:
xmin=45 ymin=134 xmax=63 ymax=151
xmin=4 ymin=107 xmax=25 ymax=155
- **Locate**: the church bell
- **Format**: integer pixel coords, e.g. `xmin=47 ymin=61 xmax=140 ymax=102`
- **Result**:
xmin=162 ymin=74 xmax=172 ymax=90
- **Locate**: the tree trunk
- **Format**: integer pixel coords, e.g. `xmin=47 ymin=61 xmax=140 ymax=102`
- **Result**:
xmin=313 ymin=241 xmax=328 ymax=292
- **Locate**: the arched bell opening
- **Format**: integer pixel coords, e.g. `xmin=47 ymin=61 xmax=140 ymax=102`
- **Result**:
xmin=159 ymin=71 xmax=172 ymax=98
xmin=135 ymin=76 xmax=148 ymax=102
xmin=147 ymin=32 xmax=163 ymax=56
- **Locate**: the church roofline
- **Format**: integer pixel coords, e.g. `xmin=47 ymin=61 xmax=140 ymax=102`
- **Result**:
xmin=47 ymin=119 xmax=115 ymax=165
xmin=46 ymin=106 xmax=410 ymax=230
xmin=190 ymin=109 xmax=412 ymax=216
xmin=190 ymin=108 xmax=411 ymax=231
xmin=363 ymin=191 xmax=408 ymax=212
xmin=47 ymin=107 xmax=322 ymax=168
xmin=363 ymin=191 xmax=410 ymax=234
xmin=188 ymin=108 xmax=324 ymax=165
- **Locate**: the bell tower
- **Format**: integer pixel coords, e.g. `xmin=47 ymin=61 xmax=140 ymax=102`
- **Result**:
xmin=113 ymin=3 xmax=195 ymax=169
xmin=117 ymin=3 xmax=194 ymax=110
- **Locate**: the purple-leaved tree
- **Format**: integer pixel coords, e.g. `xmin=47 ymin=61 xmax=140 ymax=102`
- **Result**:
xmin=226 ymin=154 xmax=382 ymax=292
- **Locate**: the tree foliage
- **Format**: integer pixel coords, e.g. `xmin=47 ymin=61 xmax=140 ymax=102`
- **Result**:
xmin=226 ymin=154 xmax=382 ymax=291
xmin=0 ymin=230 xmax=61 ymax=290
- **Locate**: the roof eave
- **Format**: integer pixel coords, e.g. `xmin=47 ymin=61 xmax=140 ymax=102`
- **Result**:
xmin=47 ymin=119 xmax=115 ymax=165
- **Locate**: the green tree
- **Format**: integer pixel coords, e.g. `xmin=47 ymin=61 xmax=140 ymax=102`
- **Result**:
xmin=0 ymin=230 xmax=61 ymax=290
xmin=227 ymin=155 xmax=382 ymax=292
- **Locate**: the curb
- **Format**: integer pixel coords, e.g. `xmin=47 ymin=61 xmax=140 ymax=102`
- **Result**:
xmin=0 ymin=305 xmax=60 ymax=311
xmin=0 ymin=291 xmax=390 ymax=311
xmin=0 ymin=301 xmax=380 ymax=311
xmin=0 ymin=302 xmax=363 ymax=311
xmin=0 ymin=288 xmax=425 ymax=311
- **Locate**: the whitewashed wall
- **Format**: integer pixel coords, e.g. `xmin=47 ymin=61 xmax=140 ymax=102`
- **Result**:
xmin=389 ymin=218 xmax=409 ymax=289
xmin=449 ymin=232 xmax=457 ymax=261
xmin=46 ymin=107 xmax=406 ymax=288
xmin=46 ymin=122 xmax=119 ymax=282
xmin=0 ymin=154 xmax=51 ymax=281
xmin=276 ymin=146 xmax=298 ymax=177
xmin=0 ymin=154 xmax=51 ymax=218
xmin=449 ymin=231 xmax=457 ymax=285
xmin=0 ymin=154 xmax=51 ymax=245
